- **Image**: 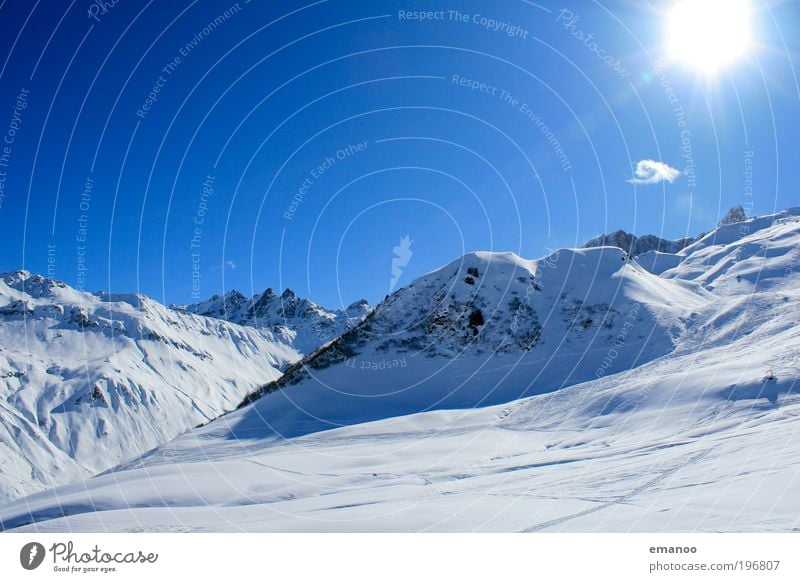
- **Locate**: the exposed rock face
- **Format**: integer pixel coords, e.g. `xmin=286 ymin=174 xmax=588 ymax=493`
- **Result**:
xmin=719 ymin=205 xmax=748 ymax=226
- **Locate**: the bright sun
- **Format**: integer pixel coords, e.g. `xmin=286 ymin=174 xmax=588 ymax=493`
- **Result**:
xmin=667 ymin=0 xmax=752 ymax=74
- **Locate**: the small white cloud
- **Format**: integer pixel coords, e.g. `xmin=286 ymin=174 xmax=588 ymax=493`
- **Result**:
xmin=628 ymin=160 xmax=681 ymax=185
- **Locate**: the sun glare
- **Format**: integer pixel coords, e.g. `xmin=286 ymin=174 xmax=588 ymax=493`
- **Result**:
xmin=667 ymin=0 xmax=752 ymax=74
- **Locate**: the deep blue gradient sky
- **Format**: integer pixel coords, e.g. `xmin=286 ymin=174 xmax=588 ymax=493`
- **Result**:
xmin=0 ymin=0 xmax=798 ymax=309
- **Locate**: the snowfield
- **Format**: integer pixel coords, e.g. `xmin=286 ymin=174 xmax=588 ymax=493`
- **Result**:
xmin=1 ymin=207 xmax=799 ymax=532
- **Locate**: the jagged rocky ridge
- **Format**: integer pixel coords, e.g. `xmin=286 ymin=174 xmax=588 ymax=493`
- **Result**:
xmin=583 ymin=204 xmax=748 ymax=256
xmin=178 ymin=287 xmax=371 ymax=354
xmin=583 ymin=230 xmax=696 ymax=255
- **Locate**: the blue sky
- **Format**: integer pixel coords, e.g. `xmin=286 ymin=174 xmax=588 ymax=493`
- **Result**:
xmin=0 ymin=0 xmax=798 ymax=309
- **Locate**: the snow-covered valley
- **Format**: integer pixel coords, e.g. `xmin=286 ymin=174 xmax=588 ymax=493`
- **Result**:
xmin=1 ymin=207 xmax=799 ymax=532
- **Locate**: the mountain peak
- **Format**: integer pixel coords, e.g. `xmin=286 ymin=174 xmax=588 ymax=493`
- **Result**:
xmin=1 ymin=270 xmax=33 ymax=284
xmin=719 ymin=205 xmax=748 ymax=226
xmin=346 ymin=298 xmax=370 ymax=310
xmin=1 ymin=271 xmax=70 ymax=299
xmin=225 ymin=289 xmax=246 ymax=301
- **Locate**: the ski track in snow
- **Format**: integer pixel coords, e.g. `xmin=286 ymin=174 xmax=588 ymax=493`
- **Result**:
xmin=518 ymin=447 xmax=716 ymax=532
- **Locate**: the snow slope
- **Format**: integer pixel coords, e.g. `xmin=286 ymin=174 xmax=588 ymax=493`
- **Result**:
xmin=2 ymin=207 xmax=800 ymax=532
xmin=0 ymin=272 xmax=300 ymax=503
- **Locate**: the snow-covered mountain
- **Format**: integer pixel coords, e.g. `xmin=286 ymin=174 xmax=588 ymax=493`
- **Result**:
xmin=234 ymin=245 xmax=707 ymax=435
xmin=178 ymin=288 xmax=371 ymax=354
xmin=3 ymin=207 xmax=800 ymax=532
xmin=0 ymin=271 xmax=300 ymax=503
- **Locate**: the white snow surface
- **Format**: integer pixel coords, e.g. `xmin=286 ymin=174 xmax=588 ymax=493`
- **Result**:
xmin=2 ymin=208 xmax=800 ymax=532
